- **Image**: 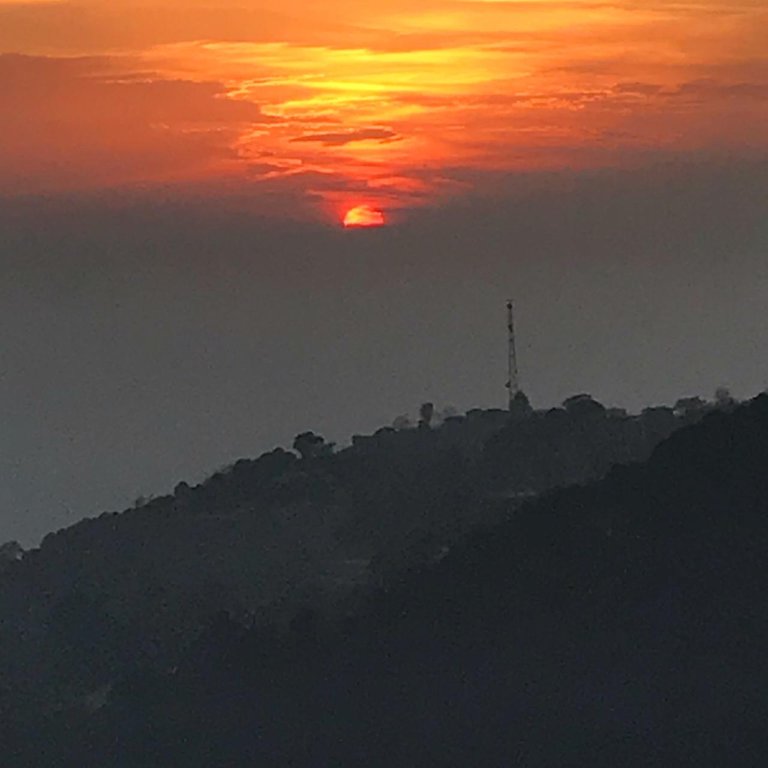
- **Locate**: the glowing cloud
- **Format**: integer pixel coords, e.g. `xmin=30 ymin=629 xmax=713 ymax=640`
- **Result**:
xmin=0 ymin=0 xmax=766 ymax=217
xmin=343 ymin=204 xmax=386 ymax=228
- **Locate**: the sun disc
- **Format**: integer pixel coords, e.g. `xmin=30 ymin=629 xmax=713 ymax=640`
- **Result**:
xmin=343 ymin=205 xmax=386 ymax=228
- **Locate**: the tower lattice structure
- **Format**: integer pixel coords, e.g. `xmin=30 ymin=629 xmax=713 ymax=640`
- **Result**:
xmin=506 ymin=300 xmax=520 ymax=410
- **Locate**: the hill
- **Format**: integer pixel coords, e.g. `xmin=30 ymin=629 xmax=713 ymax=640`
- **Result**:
xmin=0 ymin=391 xmax=743 ymax=764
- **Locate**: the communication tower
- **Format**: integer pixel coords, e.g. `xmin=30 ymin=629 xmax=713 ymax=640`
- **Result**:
xmin=506 ymin=299 xmax=519 ymax=410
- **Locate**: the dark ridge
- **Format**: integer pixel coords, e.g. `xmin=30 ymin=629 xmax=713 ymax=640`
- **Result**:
xmin=1 ymin=392 xmax=757 ymax=766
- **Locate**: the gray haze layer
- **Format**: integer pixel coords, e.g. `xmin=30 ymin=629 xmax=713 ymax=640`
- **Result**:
xmin=1 ymin=158 xmax=767 ymax=545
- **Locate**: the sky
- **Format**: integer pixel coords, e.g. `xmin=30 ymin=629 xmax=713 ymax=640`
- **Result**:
xmin=1 ymin=0 xmax=767 ymax=544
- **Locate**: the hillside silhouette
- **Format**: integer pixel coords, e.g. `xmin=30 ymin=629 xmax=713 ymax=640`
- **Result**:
xmin=2 ymin=389 xmax=761 ymax=766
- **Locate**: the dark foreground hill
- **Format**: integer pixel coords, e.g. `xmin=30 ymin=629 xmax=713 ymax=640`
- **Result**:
xmin=0 ymin=394 xmax=695 ymax=716
xmin=3 ymin=393 xmax=767 ymax=766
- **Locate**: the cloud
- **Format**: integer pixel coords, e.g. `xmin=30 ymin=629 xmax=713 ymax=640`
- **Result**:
xmin=290 ymin=128 xmax=402 ymax=147
xmin=0 ymin=54 xmax=268 ymax=124
xmin=612 ymin=82 xmax=663 ymax=96
xmin=0 ymin=2 xmax=368 ymax=52
xmin=669 ymin=79 xmax=768 ymax=101
xmin=0 ymin=54 xmax=270 ymax=193
xmin=1 ymin=0 xmax=767 ymax=208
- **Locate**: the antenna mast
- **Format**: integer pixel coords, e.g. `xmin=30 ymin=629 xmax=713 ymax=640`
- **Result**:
xmin=506 ymin=299 xmax=519 ymax=410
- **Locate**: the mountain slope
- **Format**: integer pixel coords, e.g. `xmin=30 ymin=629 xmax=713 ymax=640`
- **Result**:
xmin=57 ymin=394 xmax=768 ymax=767
xmin=0 ymin=398 xmax=691 ymax=710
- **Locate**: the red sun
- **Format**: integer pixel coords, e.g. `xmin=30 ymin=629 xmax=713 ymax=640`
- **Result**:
xmin=343 ymin=205 xmax=386 ymax=228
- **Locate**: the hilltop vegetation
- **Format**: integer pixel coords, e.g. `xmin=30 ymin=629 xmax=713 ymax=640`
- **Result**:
xmin=68 ymin=392 xmax=768 ymax=768
xmin=0 ymin=389 xmax=757 ymax=766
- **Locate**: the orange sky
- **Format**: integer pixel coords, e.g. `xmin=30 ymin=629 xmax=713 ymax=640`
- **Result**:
xmin=1 ymin=0 xmax=766 ymax=220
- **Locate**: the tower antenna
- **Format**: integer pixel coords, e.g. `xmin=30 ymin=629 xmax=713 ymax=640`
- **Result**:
xmin=506 ymin=299 xmax=519 ymax=410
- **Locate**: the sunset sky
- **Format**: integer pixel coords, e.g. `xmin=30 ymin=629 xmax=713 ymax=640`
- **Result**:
xmin=2 ymin=0 xmax=767 ymax=220
xmin=1 ymin=1 xmax=767 ymax=544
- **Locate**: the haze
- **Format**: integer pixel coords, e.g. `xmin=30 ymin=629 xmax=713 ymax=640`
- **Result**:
xmin=0 ymin=0 xmax=766 ymax=543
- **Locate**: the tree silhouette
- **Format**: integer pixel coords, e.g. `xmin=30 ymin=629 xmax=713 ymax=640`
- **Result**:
xmin=293 ymin=431 xmax=332 ymax=460
xmin=419 ymin=402 xmax=435 ymax=429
